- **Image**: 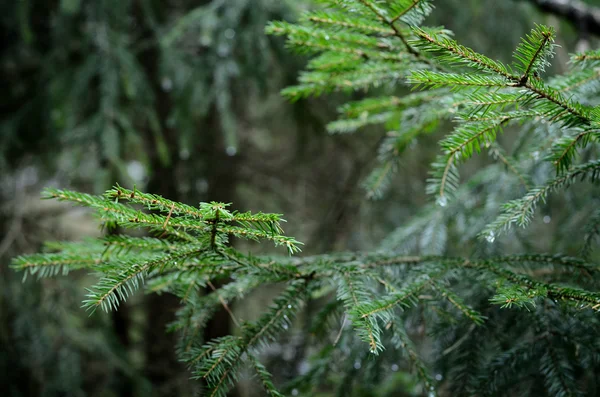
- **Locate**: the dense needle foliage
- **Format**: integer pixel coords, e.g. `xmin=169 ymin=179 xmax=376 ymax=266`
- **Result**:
xmin=13 ymin=1 xmax=600 ymax=396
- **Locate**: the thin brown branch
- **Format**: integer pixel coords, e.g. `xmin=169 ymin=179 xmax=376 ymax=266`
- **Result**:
xmin=207 ymin=280 xmax=241 ymax=328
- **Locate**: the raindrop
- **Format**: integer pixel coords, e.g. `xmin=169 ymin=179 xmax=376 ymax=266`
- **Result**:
xmin=196 ymin=178 xmax=209 ymax=194
xmin=224 ymin=29 xmax=236 ymax=39
xmin=161 ymin=77 xmax=173 ymax=92
xmin=353 ymin=360 xmax=362 ymax=369
xmin=200 ymin=35 xmax=212 ymax=47
xmin=324 ymin=34 xmax=330 ymax=41
xmin=180 ymin=149 xmax=190 ymax=160
xmin=532 ymin=151 xmax=540 ymax=160
xmin=435 ymin=373 xmax=443 ymax=381
xmin=217 ymin=43 xmax=230 ymax=57
xmin=127 ymin=161 xmax=146 ymax=182
xmin=287 ymin=304 xmax=293 ymax=309
xmin=485 ymin=231 xmax=496 ymax=243
xmin=436 ymin=196 xmax=448 ymax=207
xmin=391 ymin=364 xmax=399 ymax=372
xmin=283 ymin=324 xmax=289 ymax=330
xmin=298 ymin=361 xmax=310 ymax=375
xmin=20 ymin=166 xmax=39 ymax=187
xmin=543 ymin=215 xmax=551 ymax=224
xmin=226 ymin=146 xmax=237 ymax=156
xmin=291 ymin=389 xmax=299 ymax=396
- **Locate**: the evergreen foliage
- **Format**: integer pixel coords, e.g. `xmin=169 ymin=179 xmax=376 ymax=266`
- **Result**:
xmin=13 ymin=0 xmax=600 ymax=396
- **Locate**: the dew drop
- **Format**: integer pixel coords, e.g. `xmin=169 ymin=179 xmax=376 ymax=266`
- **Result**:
xmin=485 ymin=231 xmax=496 ymax=243
xmin=435 ymin=373 xmax=443 ymax=381
xmin=200 ymin=34 xmax=212 ymax=47
xmin=224 ymin=29 xmax=236 ymax=39
xmin=436 ymin=196 xmax=448 ymax=207
xmin=126 ymin=161 xmax=146 ymax=182
xmin=353 ymin=360 xmax=361 ymax=369
xmin=217 ymin=43 xmax=230 ymax=57
xmin=226 ymin=146 xmax=237 ymax=156
xmin=324 ymin=34 xmax=330 ymax=41
xmin=291 ymin=389 xmax=299 ymax=396
xmin=196 ymin=178 xmax=209 ymax=193
xmin=161 ymin=77 xmax=173 ymax=92
xmin=543 ymin=215 xmax=551 ymax=224
xmin=532 ymin=151 xmax=540 ymax=160
xmin=391 ymin=363 xmax=399 ymax=372
xmin=298 ymin=361 xmax=310 ymax=375
xmin=287 ymin=304 xmax=292 ymax=309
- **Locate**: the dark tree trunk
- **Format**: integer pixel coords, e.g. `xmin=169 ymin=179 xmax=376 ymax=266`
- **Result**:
xmin=133 ymin=0 xmax=241 ymax=393
xmin=133 ymin=1 xmax=187 ymax=395
xmin=198 ymin=106 xmax=240 ymax=396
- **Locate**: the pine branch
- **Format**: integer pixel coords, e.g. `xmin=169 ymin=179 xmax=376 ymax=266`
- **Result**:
xmin=248 ymin=354 xmax=285 ymax=397
xmin=408 ymin=70 xmax=512 ymax=90
xmin=337 ymin=270 xmax=382 ymax=353
xmin=106 ymin=185 xmax=204 ymax=219
xmin=83 ymin=246 xmax=206 ymax=312
xmin=191 ymin=281 xmax=307 ymax=396
xmin=571 ymin=49 xmax=600 ymax=67
xmin=483 ymin=159 xmax=600 ymax=235
xmin=411 ymin=27 xmax=515 ymax=78
xmin=431 ymin=281 xmax=486 ymax=325
xmin=12 ymin=253 xmax=103 ymax=278
xmin=513 ymin=24 xmax=556 ymax=82
xmin=581 ymin=208 xmax=600 ymax=259
xmin=390 ymin=322 xmax=435 ymax=391
xmin=547 ymin=128 xmax=600 ymax=172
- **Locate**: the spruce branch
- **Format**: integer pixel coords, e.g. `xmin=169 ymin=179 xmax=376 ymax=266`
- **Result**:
xmin=547 ymin=128 xmax=600 ymax=172
xmin=431 ymin=281 xmax=486 ymax=325
xmin=513 ymin=24 xmax=556 ymax=83
xmin=581 ymin=208 xmax=600 ymax=259
xmin=12 ymin=253 xmax=103 ymax=278
xmin=411 ymin=27 xmax=515 ymax=78
xmin=248 ymin=354 xmax=285 ymax=397
xmin=338 ymin=270 xmax=382 ymax=353
xmin=390 ymin=322 xmax=435 ymax=391
xmin=357 ymin=0 xmax=433 ymax=61
xmin=571 ymin=49 xmax=600 ymax=67
xmin=483 ymin=159 xmax=600 ymax=236
xmin=83 ymin=246 xmax=206 ymax=312
xmin=106 ymin=185 xmax=205 ymax=219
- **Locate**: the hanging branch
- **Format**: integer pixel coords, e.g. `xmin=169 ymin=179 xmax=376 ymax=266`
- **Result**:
xmin=523 ymin=0 xmax=600 ymax=37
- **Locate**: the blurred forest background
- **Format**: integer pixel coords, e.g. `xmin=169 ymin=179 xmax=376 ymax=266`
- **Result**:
xmin=1 ymin=0 xmax=599 ymax=396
